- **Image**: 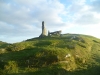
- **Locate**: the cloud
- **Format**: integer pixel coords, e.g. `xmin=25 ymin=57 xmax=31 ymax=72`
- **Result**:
xmin=74 ymin=12 xmax=100 ymax=25
xmin=0 ymin=0 xmax=66 ymax=25
xmin=66 ymin=0 xmax=100 ymax=26
xmin=0 ymin=0 xmax=67 ymax=43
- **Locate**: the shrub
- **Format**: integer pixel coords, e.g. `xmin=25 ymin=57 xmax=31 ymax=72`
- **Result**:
xmin=4 ymin=61 xmax=18 ymax=74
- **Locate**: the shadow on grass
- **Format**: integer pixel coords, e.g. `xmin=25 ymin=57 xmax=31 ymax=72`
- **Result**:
xmin=8 ymin=68 xmax=70 ymax=75
xmin=7 ymin=65 xmax=100 ymax=75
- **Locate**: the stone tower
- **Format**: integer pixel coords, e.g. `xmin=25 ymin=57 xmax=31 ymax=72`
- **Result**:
xmin=39 ymin=21 xmax=47 ymax=37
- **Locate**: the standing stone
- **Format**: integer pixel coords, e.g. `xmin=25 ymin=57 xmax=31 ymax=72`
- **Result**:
xmin=42 ymin=21 xmax=47 ymax=36
xmin=39 ymin=21 xmax=47 ymax=37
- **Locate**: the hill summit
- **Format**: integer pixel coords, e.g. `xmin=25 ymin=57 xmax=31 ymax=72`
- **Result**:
xmin=0 ymin=34 xmax=100 ymax=75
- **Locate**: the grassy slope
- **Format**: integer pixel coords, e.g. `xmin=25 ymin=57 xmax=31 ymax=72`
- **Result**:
xmin=0 ymin=41 xmax=9 ymax=54
xmin=0 ymin=34 xmax=100 ymax=75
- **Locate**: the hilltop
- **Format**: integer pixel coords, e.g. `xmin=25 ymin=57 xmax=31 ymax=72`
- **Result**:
xmin=0 ymin=34 xmax=100 ymax=75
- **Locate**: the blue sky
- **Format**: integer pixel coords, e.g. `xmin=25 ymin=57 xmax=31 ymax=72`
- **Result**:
xmin=0 ymin=0 xmax=100 ymax=43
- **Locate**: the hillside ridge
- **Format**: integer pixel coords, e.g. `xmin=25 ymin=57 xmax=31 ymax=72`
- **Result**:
xmin=0 ymin=34 xmax=100 ymax=75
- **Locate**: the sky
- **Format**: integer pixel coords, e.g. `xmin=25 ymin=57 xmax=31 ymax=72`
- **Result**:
xmin=0 ymin=0 xmax=100 ymax=43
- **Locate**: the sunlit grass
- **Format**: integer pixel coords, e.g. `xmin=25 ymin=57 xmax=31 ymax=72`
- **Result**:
xmin=0 ymin=34 xmax=100 ymax=75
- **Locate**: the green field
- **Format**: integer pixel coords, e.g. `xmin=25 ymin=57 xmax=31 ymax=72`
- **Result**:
xmin=0 ymin=34 xmax=100 ymax=75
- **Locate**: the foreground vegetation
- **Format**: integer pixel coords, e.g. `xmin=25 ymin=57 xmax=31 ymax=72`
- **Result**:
xmin=0 ymin=34 xmax=100 ymax=75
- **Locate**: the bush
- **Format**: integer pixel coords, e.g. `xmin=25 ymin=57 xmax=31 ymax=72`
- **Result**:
xmin=4 ymin=61 xmax=18 ymax=74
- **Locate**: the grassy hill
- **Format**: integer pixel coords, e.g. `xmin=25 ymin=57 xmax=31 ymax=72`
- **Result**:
xmin=0 ymin=34 xmax=100 ymax=75
xmin=0 ymin=41 xmax=9 ymax=54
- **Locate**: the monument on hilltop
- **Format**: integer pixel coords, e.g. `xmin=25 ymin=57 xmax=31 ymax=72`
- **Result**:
xmin=39 ymin=21 xmax=47 ymax=37
xmin=39 ymin=21 xmax=62 ymax=37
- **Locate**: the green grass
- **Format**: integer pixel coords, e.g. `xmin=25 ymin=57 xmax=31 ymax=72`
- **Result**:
xmin=0 ymin=34 xmax=100 ymax=75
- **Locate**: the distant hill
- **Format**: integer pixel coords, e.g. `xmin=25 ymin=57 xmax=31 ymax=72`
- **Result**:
xmin=0 ymin=34 xmax=100 ymax=75
xmin=0 ymin=41 xmax=9 ymax=54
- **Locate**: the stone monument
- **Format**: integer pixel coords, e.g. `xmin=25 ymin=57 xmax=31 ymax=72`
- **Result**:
xmin=48 ymin=30 xmax=62 ymax=36
xmin=39 ymin=21 xmax=47 ymax=37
